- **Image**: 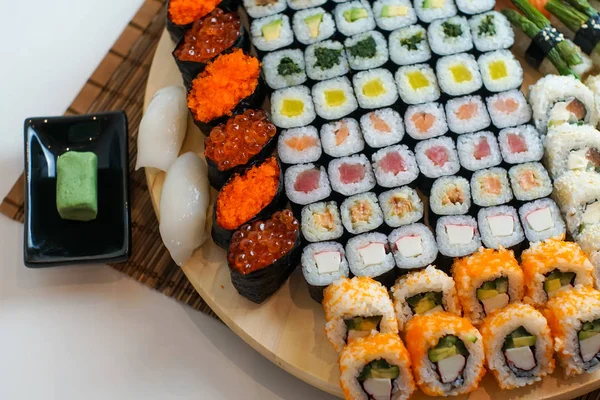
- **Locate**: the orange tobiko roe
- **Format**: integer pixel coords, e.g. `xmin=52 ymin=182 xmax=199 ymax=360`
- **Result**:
xmin=216 ymin=157 xmax=279 ymax=230
xmin=168 ymin=0 xmax=221 ymax=26
xmin=187 ymin=49 xmax=260 ymax=123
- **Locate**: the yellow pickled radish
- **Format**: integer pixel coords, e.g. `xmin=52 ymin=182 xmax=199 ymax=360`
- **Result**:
xmin=407 ymin=71 xmax=430 ymax=90
xmin=363 ymin=79 xmax=386 ymax=97
xmin=450 ymin=64 xmax=472 ymax=83
xmin=282 ymin=99 xmax=304 ymax=117
xmin=489 ymin=60 xmax=508 ymax=80
xmin=325 ymin=89 xmax=346 ymax=107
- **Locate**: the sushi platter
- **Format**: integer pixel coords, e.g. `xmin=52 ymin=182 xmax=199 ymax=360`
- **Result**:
xmin=142 ymin=0 xmax=600 ymax=398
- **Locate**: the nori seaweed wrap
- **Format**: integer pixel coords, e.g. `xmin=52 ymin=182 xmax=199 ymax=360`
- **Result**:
xmin=228 ymin=210 xmax=302 ymax=304
xmin=166 ymin=0 xmax=237 ymax=43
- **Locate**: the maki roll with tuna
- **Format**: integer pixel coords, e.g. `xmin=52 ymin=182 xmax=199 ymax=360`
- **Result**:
xmin=456 ymin=0 xmax=494 ymax=15
xmin=321 ymin=118 xmax=366 ymax=157
xmin=436 ymin=53 xmax=483 ymax=97
xmin=544 ymin=124 xmax=600 ymax=179
xmin=508 ymin=162 xmax=553 ymax=202
xmin=228 ymin=210 xmax=301 ymax=304
xmin=347 ymin=233 xmax=397 ymax=287
xmin=302 ymin=242 xmax=350 ymax=303
xmin=469 ymin=11 xmax=515 ymax=53
xmin=415 ymin=136 xmax=461 ymax=181
xmin=353 ymin=69 xmax=399 ymax=110
xmin=445 ymin=95 xmax=491 ymax=135
xmin=389 ymin=25 xmax=432 ymax=66
xmin=478 ymin=50 xmax=524 ymax=93
xmin=205 ymin=109 xmax=278 ymax=188
xmin=334 ymin=0 xmax=376 ymax=37
xmin=436 ymin=215 xmax=482 ymax=259
xmin=251 ymin=14 xmax=294 ymax=54
xmin=430 ymin=176 xmax=471 ymax=217
xmin=470 ymin=167 xmax=513 ymax=208
xmin=405 ymin=102 xmax=449 ymax=141
xmin=389 ymin=224 xmax=439 ymax=271
xmin=379 ymin=187 xmax=424 ymax=228
xmin=329 ymin=154 xmax=377 ymax=196
xmin=292 ymin=7 xmax=335 ymax=45
xmin=373 ymin=0 xmax=417 ymax=31
xmin=414 ymin=0 xmax=457 ymax=23
xmin=301 ymin=201 xmax=344 ymax=242
xmin=372 ymin=145 xmax=420 ymax=188
xmin=360 ymin=108 xmax=405 ymax=149
xmin=312 ymin=77 xmax=359 ymax=120
xmin=243 ymin=0 xmax=287 ymax=19
xmin=405 ymin=312 xmax=485 ymax=396
xmin=285 ymin=163 xmax=332 ymax=206
xmin=478 ymin=206 xmax=525 ymax=251
xmin=518 ymin=198 xmax=566 ymax=243
xmin=345 ymin=31 xmax=389 ymax=71
xmin=395 ymin=64 xmax=441 ymax=105
xmin=213 ymin=157 xmax=286 ymax=249
xmin=341 ymin=192 xmax=384 ymax=235
xmin=339 ymin=333 xmax=416 ymax=400
xmin=498 ymin=125 xmax=544 ymax=165
xmin=391 ymin=265 xmax=460 ymax=331
xmin=486 ymin=90 xmax=532 ymax=129
xmin=480 ymin=304 xmax=555 ymax=389
xmin=262 ymin=49 xmax=307 ymax=90
xmin=167 ymin=0 xmax=224 ymax=42
xmin=277 ymin=125 xmax=322 ymax=165
xmin=427 ymin=16 xmax=473 ymax=56
xmin=323 ymin=276 xmax=399 ymax=352
xmin=456 ymin=131 xmax=502 ymax=172
xmin=305 ymin=40 xmax=350 ymax=81
xmin=271 ymin=85 xmax=316 ymax=128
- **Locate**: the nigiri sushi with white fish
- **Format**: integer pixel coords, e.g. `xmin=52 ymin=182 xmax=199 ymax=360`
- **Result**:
xmin=159 ymin=152 xmax=211 ymax=266
xmin=136 ymin=86 xmax=188 ymax=171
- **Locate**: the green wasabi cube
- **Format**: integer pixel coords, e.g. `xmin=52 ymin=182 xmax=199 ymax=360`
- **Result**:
xmin=56 ymin=151 xmax=98 ymax=222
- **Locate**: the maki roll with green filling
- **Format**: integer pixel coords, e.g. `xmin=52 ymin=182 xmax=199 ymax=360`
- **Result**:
xmin=251 ymin=14 xmax=294 ymax=53
xmin=427 ymin=16 xmax=474 ymax=56
xmin=456 ymin=0 xmax=494 ymax=15
xmin=388 ymin=224 xmax=439 ymax=271
xmin=389 ymin=25 xmax=432 ymax=66
xmin=305 ymin=40 xmax=350 ymax=81
xmin=228 ymin=210 xmax=301 ymax=304
xmin=301 ymin=201 xmax=344 ymax=242
xmin=346 ymin=233 xmax=397 ymax=288
xmin=292 ymin=7 xmax=335 ymax=45
xmin=341 ymin=192 xmax=385 ymax=235
xmin=345 ymin=31 xmax=389 ymax=71
xmin=302 ymin=242 xmax=349 ymax=303
xmin=262 ymin=49 xmax=307 ymax=90
xmin=469 ymin=11 xmax=515 ymax=53
xmin=373 ymin=0 xmax=417 ymax=31
xmin=334 ymin=0 xmax=376 ymax=37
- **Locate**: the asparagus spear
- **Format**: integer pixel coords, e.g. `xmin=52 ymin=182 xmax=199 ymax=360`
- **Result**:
xmin=546 ymin=0 xmax=590 ymax=32
xmin=502 ymin=9 xmax=578 ymax=77
xmin=564 ymin=0 xmax=598 ymax=18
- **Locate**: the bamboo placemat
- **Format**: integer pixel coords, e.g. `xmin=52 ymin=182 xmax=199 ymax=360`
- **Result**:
xmin=0 ymin=0 xmax=217 ymax=318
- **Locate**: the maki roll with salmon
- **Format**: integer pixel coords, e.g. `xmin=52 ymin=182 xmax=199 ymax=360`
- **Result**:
xmin=544 ymin=124 xmax=600 ymax=179
xmin=284 ymin=163 xmax=332 ymax=207
xmin=329 ymin=154 xmax=377 ymax=197
xmin=372 ymin=145 xmax=420 ymax=189
xmin=379 ymin=186 xmax=424 ymax=228
xmin=498 ymin=125 xmax=544 ymax=165
xmin=360 ymin=108 xmax=405 ymax=149
xmin=347 ymin=233 xmax=397 ymax=287
xmin=521 ymin=238 xmax=595 ymax=306
xmin=205 ymin=109 xmax=278 ymax=188
xmin=321 ymin=118 xmax=366 ymax=157
xmin=452 ymin=247 xmax=524 ymax=325
xmin=469 ymin=11 xmax=515 ymax=53
xmin=478 ymin=206 xmax=526 ymax=252
xmin=445 ymin=95 xmax=491 ymax=135
xmin=389 ymin=224 xmax=438 ymax=271
xmin=480 ymin=303 xmax=555 ymax=389
xmin=228 ymin=210 xmax=301 ymax=303
xmin=392 ymin=266 xmax=460 ymax=331
xmin=405 ymin=312 xmax=485 ymax=396
xmin=339 ymin=333 xmax=416 ymax=400
xmin=508 ymin=162 xmax=552 ymax=202
xmin=301 ymin=201 xmax=344 ymax=243
xmin=456 ymin=131 xmax=502 ymax=172
xmin=405 ymin=102 xmax=448 ymax=142
xmin=389 ymin=25 xmax=432 ymax=66
xmin=436 ymin=53 xmax=483 ymax=97
xmin=213 ymin=157 xmax=286 ymax=248
xmin=302 ymin=242 xmax=349 ymax=303
xmin=486 ymin=90 xmax=532 ymax=130
xmin=427 ymin=16 xmax=474 ymax=56
xmin=373 ymin=0 xmax=418 ymax=32
xmin=518 ymin=198 xmax=566 ymax=243
xmin=277 ymin=125 xmax=322 ymax=165
xmin=470 ymin=167 xmax=513 ymax=208
xmin=323 ymin=276 xmax=399 ymax=352
xmin=166 ymin=0 xmax=225 ymax=42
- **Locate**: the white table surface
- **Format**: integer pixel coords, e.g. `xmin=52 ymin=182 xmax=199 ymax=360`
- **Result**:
xmin=0 ymin=2 xmax=333 ymax=399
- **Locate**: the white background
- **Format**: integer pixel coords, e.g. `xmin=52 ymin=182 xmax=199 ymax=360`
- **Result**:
xmin=0 ymin=1 xmax=333 ymax=398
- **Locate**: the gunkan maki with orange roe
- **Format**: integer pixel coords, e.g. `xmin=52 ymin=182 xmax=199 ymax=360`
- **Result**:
xmin=212 ymin=157 xmax=286 ymax=249
xmin=205 ymin=109 xmax=278 ymax=189
xmin=187 ymin=49 xmax=264 ymax=132
xmin=228 ymin=209 xmax=302 ymax=303
xmin=166 ymin=0 xmax=235 ymax=42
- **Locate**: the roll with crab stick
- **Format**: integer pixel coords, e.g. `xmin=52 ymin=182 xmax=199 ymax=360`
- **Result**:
xmin=452 ymin=247 xmax=525 ymax=326
xmin=479 ymin=303 xmax=555 ymax=390
xmin=405 ymin=312 xmax=485 ymax=397
xmin=323 ymin=277 xmax=399 ymax=353
xmin=346 ymin=233 xmax=398 ymax=288
xmin=301 ymin=242 xmax=350 ymax=303
xmin=339 ymin=333 xmax=416 ymax=400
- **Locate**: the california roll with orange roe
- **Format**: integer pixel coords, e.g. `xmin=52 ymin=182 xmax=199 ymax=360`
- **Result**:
xmin=166 ymin=0 xmax=232 ymax=42
xmin=205 ymin=109 xmax=278 ymax=188
xmin=187 ymin=49 xmax=263 ymax=131
xmin=228 ymin=210 xmax=301 ymax=303
xmin=212 ymin=157 xmax=285 ymax=249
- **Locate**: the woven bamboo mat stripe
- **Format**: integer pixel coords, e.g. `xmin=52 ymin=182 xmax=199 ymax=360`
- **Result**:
xmin=0 ymin=0 xmax=217 ymax=319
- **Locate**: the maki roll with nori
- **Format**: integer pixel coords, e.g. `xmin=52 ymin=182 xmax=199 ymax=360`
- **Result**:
xmin=436 ymin=215 xmax=482 ymax=259
xmin=292 ymin=7 xmax=335 ymax=45
xmin=243 ymin=0 xmax=287 ymax=19
xmin=353 ymin=69 xmax=399 ymax=110
xmin=508 ymin=162 xmax=553 ymax=202
xmin=379 ymin=187 xmax=424 ymax=228
xmin=271 ymin=85 xmax=316 ymax=128
xmin=345 ymin=31 xmax=389 ymax=71
xmin=436 ymin=53 xmax=483 ymax=97
xmin=486 ymin=90 xmax=532 ymax=129
xmin=456 ymin=131 xmax=502 ymax=172
xmin=498 ymin=125 xmax=544 ymax=165
xmin=373 ymin=0 xmax=417 ymax=31
xmin=478 ymin=205 xmax=525 ymax=251
xmin=251 ymin=14 xmax=294 ymax=54
xmin=389 ymin=25 xmax=432 ymax=66
xmin=544 ymin=124 xmax=600 ymax=179
xmin=469 ymin=11 xmax=515 ymax=53
xmin=395 ymin=64 xmax=441 ymax=105
xmin=445 ymin=95 xmax=491 ymax=134
xmin=228 ymin=210 xmax=301 ymax=304
xmin=212 ymin=157 xmax=285 ymax=249
xmin=305 ymin=40 xmax=350 ymax=81
xmin=329 ymin=154 xmax=377 ymax=196
xmin=285 ymin=163 xmax=332 ymax=206
xmin=414 ymin=0 xmax=457 ymax=24
xmin=360 ymin=108 xmax=405 ymax=149
xmin=389 ymin=224 xmax=439 ymax=271
xmin=470 ymin=167 xmax=513 ymax=208
xmin=277 ymin=125 xmax=322 ymax=165
xmin=456 ymin=0 xmax=494 ymax=15
xmin=405 ymin=102 xmax=449 ymax=141
xmin=321 ymin=118 xmax=366 ymax=157
xmin=334 ymin=0 xmax=376 ymax=37
xmin=341 ymin=192 xmax=385 ymax=235
xmin=346 ymin=233 xmax=397 ymax=288
xmin=262 ymin=49 xmax=307 ymax=90
xmin=205 ymin=109 xmax=278 ymax=189
xmin=518 ymin=198 xmax=566 ymax=243
xmin=478 ymin=50 xmax=524 ymax=93
xmin=372 ymin=145 xmax=420 ymax=188
xmin=167 ymin=0 xmax=224 ymax=42
xmin=430 ymin=176 xmax=471 ymax=216
xmin=427 ymin=16 xmax=474 ymax=56
xmin=287 ymin=0 xmax=327 ymax=11
xmin=302 ymin=242 xmax=349 ymax=303
xmin=301 ymin=201 xmax=344 ymax=242
xmin=415 ymin=136 xmax=461 ymax=180
xmin=312 ymin=77 xmax=359 ymax=120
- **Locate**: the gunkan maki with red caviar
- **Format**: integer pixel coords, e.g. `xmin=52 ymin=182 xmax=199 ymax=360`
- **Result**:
xmin=228 ymin=210 xmax=302 ymax=304
xmin=166 ymin=0 xmax=236 ymax=42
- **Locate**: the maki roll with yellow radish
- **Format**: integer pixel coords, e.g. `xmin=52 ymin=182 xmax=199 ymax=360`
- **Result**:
xmin=313 ymin=77 xmax=359 ymax=120
xmin=478 ymin=50 xmax=524 ymax=93
xmin=405 ymin=312 xmax=485 ymax=396
xmin=480 ymin=303 xmax=555 ymax=389
xmin=452 ymin=248 xmax=525 ymax=325
xmin=521 ymin=238 xmax=595 ymax=306
xmin=353 ymin=69 xmax=399 ymax=110
xmin=323 ymin=277 xmax=399 ymax=352
xmin=391 ymin=266 xmax=461 ymax=331
xmin=395 ymin=64 xmax=441 ymax=105
xmin=436 ymin=54 xmax=483 ymax=97
xmin=270 ymin=85 xmax=316 ymax=129
xmin=339 ymin=333 xmax=416 ymax=400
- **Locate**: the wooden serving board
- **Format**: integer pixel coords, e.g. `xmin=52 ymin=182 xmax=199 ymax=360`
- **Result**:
xmin=144 ymin=2 xmax=600 ymax=397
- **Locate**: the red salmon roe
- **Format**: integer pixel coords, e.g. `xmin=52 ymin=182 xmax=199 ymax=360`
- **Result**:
xmin=228 ymin=210 xmax=299 ymax=275
xmin=205 ymin=109 xmax=277 ymax=171
xmin=174 ymin=9 xmax=241 ymax=63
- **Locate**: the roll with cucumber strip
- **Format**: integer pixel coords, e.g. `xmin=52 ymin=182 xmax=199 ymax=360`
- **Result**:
xmin=323 ymin=277 xmax=399 ymax=352
xmin=391 ymin=265 xmax=462 ymax=331
xmin=339 ymin=333 xmax=416 ymax=400
xmin=480 ymin=303 xmax=555 ymax=389
xmin=405 ymin=312 xmax=485 ymax=396
xmin=521 ymin=238 xmax=594 ymax=306
xmin=544 ymin=124 xmax=600 ymax=180
xmin=452 ymin=247 xmax=524 ymax=326
xmin=544 ymin=286 xmax=600 ymax=376
xmin=553 ymin=170 xmax=600 ymax=238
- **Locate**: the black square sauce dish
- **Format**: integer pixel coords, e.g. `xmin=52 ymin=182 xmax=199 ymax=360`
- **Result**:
xmin=24 ymin=111 xmax=131 ymax=267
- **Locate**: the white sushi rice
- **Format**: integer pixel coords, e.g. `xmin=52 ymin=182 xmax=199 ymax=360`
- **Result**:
xmin=578 ymin=225 xmax=600 ymax=287
xmin=321 ymin=118 xmax=365 ymax=157
xmin=479 ymin=50 xmax=523 ymax=93
xmin=389 ymin=224 xmax=438 ymax=271
xmin=345 ymin=30 xmax=389 ymax=70
xmin=396 ymin=64 xmax=441 ymax=105
xmin=302 ymin=242 xmax=349 ymax=287
xmin=301 ymin=201 xmax=344 ymax=242
xmin=427 ymin=16 xmax=473 ymax=56
xmin=372 ymin=145 xmax=420 ymax=188
xmin=445 ymin=95 xmax=491 ymax=134
xmin=414 ymin=136 xmax=461 ymax=179
xmin=277 ymin=125 xmax=322 ymax=164
xmin=284 ymin=163 xmax=332 ymax=205
xmin=436 ymin=53 xmax=483 ymax=97
xmin=312 ymin=76 xmax=359 ymax=120
xmin=328 ymin=154 xmax=377 ymax=196
xmin=414 ymin=0 xmax=457 ymax=23
xmin=430 ymin=176 xmax=471 ymax=216
xmin=552 ymin=171 xmax=600 ymax=237
xmin=271 ymin=85 xmax=316 ymax=128
xmin=353 ymin=68 xmax=399 ymax=109
xmin=244 ymin=0 xmax=287 ymax=18
xmin=478 ymin=205 xmax=525 ymax=250
xmin=287 ymin=0 xmax=327 ymax=11
xmin=456 ymin=131 xmax=502 ymax=172
xmin=372 ymin=0 xmax=417 ymax=31
xmin=379 ymin=186 xmax=424 ymax=227
xmin=471 ymin=167 xmax=513 ymax=207
xmin=305 ymin=40 xmax=350 ymax=81
xmin=251 ymin=14 xmax=294 ymax=52
xmin=389 ymin=25 xmax=432 ymax=66
xmin=487 ymin=90 xmax=532 ymax=129
xmin=436 ymin=215 xmax=482 ymax=258
xmin=341 ymin=192 xmax=384 ymax=234
xmin=292 ymin=7 xmax=336 ymax=45
xmin=469 ymin=11 xmax=514 ymax=53
xmin=456 ymin=0 xmax=494 ymax=14
xmin=498 ymin=125 xmax=544 ymax=165
xmin=360 ymin=108 xmax=405 ymax=148
xmin=405 ymin=102 xmax=448 ymax=140
xmin=508 ymin=162 xmax=553 ymax=202
xmin=346 ymin=232 xmax=396 ymax=278
xmin=334 ymin=0 xmax=376 ymax=37
xmin=544 ymin=124 xmax=600 ymax=179
xmin=262 ymin=49 xmax=307 ymax=90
